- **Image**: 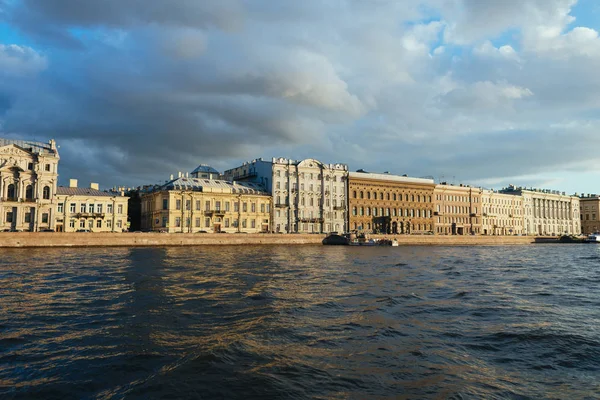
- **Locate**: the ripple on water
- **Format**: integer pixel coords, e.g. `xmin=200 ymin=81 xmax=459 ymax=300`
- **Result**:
xmin=0 ymin=245 xmax=599 ymax=399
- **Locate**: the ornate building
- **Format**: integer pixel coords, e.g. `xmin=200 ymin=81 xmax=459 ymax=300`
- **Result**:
xmin=580 ymin=194 xmax=600 ymax=234
xmin=348 ymin=171 xmax=435 ymax=234
xmin=224 ymin=158 xmax=347 ymax=233
xmin=0 ymin=138 xmax=59 ymax=231
xmin=55 ymin=179 xmax=129 ymax=232
xmin=140 ymin=174 xmax=271 ymax=233
xmin=500 ymin=185 xmax=580 ymax=235
xmin=481 ymin=189 xmax=524 ymax=235
xmin=434 ymin=184 xmax=482 ymax=235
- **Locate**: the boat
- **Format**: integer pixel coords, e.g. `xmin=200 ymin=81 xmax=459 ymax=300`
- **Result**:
xmin=585 ymin=233 xmax=600 ymax=243
xmin=322 ymin=233 xmax=350 ymax=245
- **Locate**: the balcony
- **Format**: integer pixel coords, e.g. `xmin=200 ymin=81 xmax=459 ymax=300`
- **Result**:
xmin=275 ymin=203 xmax=289 ymax=208
xmin=333 ymin=205 xmax=346 ymax=210
xmin=235 ymin=170 xmax=257 ymax=180
xmin=298 ymin=217 xmax=324 ymax=223
xmin=74 ymin=212 xmax=105 ymax=218
xmin=205 ymin=209 xmax=226 ymax=216
xmin=1 ymin=197 xmax=18 ymax=202
xmin=470 ymin=213 xmax=479 ymax=217
xmin=434 ymin=211 xmax=443 ymax=216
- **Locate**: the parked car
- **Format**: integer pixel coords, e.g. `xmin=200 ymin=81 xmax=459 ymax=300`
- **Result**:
xmin=76 ymin=229 xmax=91 ymax=233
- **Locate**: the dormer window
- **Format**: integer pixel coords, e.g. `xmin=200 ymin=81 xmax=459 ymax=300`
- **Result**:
xmin=45 ymin=164 xmax=51 ymax=172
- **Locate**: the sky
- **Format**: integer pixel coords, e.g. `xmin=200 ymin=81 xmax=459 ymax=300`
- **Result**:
xmin=0 ymin=0 xmax=599 ymax=194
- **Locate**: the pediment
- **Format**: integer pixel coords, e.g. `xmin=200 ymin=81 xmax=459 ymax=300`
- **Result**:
xmin=0 ymin=144 xmax=32 ymax=157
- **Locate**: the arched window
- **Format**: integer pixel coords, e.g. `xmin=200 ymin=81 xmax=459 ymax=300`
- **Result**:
xmin=379 ymin=193 xmax=383 ymax=200
xmin=367 ymin=192 xmax=371 ymax=200
xmin=386 ymin=193 xmax=390 ymax=200
xmin=366 ymin=207 xmax=371 ymax=216
xmin=352 ymin=207 xmax=357 ymax=216
xmin=393 ymin=194 xmax=397 ymax=201
xmin=417 ymin=195 xmax=421 ymax=202
xmin=405 ymin=194 xmax=409 ymax=201
xmin=411 ymin=194 xmax=415 ymax=202
xmin=373 ymin=192 xmax=377 ymax=199
xmin=372 ymin=208 xmax=376 ymax=216
xmin=25 ymin=185 xmax=33 ymax=200
xmin=360 ymin=191 xmax=364 ymax=199
xmin=43 ymin=186 xmax=50 ymax=199
xmin=7 ymin=184 xmax=15 ymax=199
xmin=353 ymin=191 xmax=357 ymax=198
xmin=310 ymin=198 xmax=314 ymax=206
xmin=360 ymin=207 xmax=364 ymax=216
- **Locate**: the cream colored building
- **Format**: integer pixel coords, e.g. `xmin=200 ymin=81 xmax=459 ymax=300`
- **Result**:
xmin=434 ymin=184 xmax=482 ymax=235
xmin=500 ymin=185 xmax=580 ymax=235
xmin=224 ymin=157 xmax=348 ymax=233
xmin=55 ymin=179 xmax=129 ymax=232
xmin=481 ymin=189 xmax=524 ymax=235
xmin=0 ymin=138 xmax=60 ymax=231
xmin=141 ymin=175 xmax=271 ymax=233
xmin=578 ymin=195 xmax=599 ymax=234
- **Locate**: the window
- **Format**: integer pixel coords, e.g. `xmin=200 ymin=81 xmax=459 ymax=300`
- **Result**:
xmin=24 ymin=213 xmax=31 ymax=223
xmin=97 ymin=204 xmax=103 ymax=213
xmin=243 ymin=203 xmax=248 ymax=212
xmin=186 ymin=218 xmax=190 ymax=227
xmin=117 ymin=221 xmax=122 ymax=228
xmin=195 ymin=200 xmax=201 ymax=210
xmin=42 ymin=213 xmax=49 ymax=223
xmin=367 ymin=192 xmax=371 ymax=200
xmin=205 ymin=218 xmax=211 ymax=227
xmin=45 ymin=164 xmax=50 ymax=172
xmin=107 ymin=220 xmax=112 ymax=229
xmin=261 ymin=203 xmax=265 ymax=213
xmin=205 ymin=200 xmax=210 ymax=211
xmin=7 ymin=184 xmax=15 ymax=199
xmin=185 ymin=200 xmax=191 ymax=210
xmin=107 ymin=204 xmax=113 ymax=213
xmin=58 ymin=203 xmax=64 ymax=213
xmin=163 ymin=199 xmax=169 ymax=210
xmin=276 ymin=182 xmax=281 ymax=189
xmin=175 ymin=217 xmax=181 ymax=227
xmin=195 ymin=218 xmax=201 ymax=227
xmin=161 ymin=217 xmax=167 ymax=228
xmin=242 ymin=219 xmax=247 ymax=228
xmin=360 ymin=191 xmax=364 ymax=199
xmin=118 ymin=205 xmax=123 ymax=214
xmin=96 ymin=220 xmax=102 ymax=228
xmin=352 ymin=207 xmax=357 ymax=216
xmin=27 ymin=162 xmax=33 ymax=170
xmin=353 ymin=191 xmax=357 ymax=198
xmin=234 ymin=202 xmax=239 ymax=212
xmin=81 ymin=203 xmax=86 ymax=213
xmin=225 ymin=219 xmax=230 ymax=228
xmin=70 ymin=203 xmax=76 ymax=213
xmin=266 ymin=204 xmax=270 ymax=213
xmin=251 ymin=219 xmax=256 ymax=228
xmin=176 ymin=199 xmax=181 ymax=210
xmin=69 ymin=220 xmax=75 ymax=228
xmin=25 ymin=185 xmax=33 ymax=200
xmin=80 ymin=220 xmax=86 ymax=228
xmin=88 ymin=204 xmax=94 ymax=213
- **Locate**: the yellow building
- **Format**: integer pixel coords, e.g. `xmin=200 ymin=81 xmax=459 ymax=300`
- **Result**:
xmin=481 ymin=189 xmax=524 ymax=235
xmin=0 ymin=138 xmax=60 ymax=232
xmin=141 ymin=176 xmax=271 ymax=233
xmin=348 ymin=171 xmax=435 ymax=234
xmin=580 ymin=195 xmax=600 ymax=234
xmin=434 ymin=184 xmax=482 ymax=235
xmin=55 ymin=179 xmax=129 ymax=232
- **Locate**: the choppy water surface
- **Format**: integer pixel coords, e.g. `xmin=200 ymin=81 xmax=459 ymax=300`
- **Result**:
xmin=1 ymin=245 xmax=599 ymax=399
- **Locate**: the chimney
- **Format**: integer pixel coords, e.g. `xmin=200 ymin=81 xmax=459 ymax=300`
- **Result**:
xmin=69 ymin=179 xmax=78 ymax=188
xmin=90 ymin=183 xmax=99 ymax=190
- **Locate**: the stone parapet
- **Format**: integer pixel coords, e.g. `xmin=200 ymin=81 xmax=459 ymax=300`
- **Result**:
xmin=0 ymin=232 xmax=539 ymax=248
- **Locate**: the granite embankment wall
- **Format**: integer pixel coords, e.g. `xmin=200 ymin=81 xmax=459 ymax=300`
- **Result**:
xmin=0 ymin=232 xmax=537 ymax=248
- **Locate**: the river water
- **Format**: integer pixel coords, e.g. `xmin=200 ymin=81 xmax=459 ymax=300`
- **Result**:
xmin=0 ymin=245 xmax=599 ymax=399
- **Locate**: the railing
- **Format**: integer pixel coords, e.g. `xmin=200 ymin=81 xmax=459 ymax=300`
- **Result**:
xmin=298 ymin=217 xmax=324 ymax=223
xmin=205 ymin=209 xmax=226 ymax=216
xmin=1 ymin=197 xmax=18 ymax=202
xmin=275 ymin=203 xmax=289 ymax=208
xmin=333 ymin=205 xmax=345 ymax=210
xmin=434 ymin=211 xmax=442 ymax=216
xmin=74 ymin=212 xmax=106 ymax=218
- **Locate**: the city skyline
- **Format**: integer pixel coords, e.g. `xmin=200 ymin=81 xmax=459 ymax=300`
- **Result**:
xmin=1 ymin=1 xmax=600 ymax=193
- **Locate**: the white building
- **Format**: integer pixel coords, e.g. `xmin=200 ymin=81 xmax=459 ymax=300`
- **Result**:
xmin=224 ymin=157 xmax=348 ymax=233
xmin=481 ymin=189 xmax=524 ymax=235
xmin=500 ymin=185 xmax=580 ymax=235
xmin=0 ymin=138 xmax=60 ymax=231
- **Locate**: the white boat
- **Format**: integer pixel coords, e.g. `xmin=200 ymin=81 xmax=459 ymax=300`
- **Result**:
xmin=585 ymin=233 xmax=600 ymax=243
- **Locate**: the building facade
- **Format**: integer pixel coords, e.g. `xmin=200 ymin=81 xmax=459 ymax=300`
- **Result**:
xmin=500 ymin=185 xmax=580 ymax=235
xmin=224 ymin=158 xmax=348 ymax=233
xmin=0 ymin=138 xmax=60 ymax=231
xmin=140 ymin=176 xmax=271 ymax=233
xmin=55 ymin=179 xmax=129 ymax=232
xmin=434 ymin=184 xmax=482 ymax=235
xmin=481 ymin=189 xmax=524 ymax=235
xmin=578 ymin=195 xmax=599 ymax=234
xmin=348 ymin=171 xmax=435 ymax=234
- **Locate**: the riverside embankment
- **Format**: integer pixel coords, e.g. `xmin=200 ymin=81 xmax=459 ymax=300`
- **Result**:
xmin=0 ymin=232 xmax=538 ymax=247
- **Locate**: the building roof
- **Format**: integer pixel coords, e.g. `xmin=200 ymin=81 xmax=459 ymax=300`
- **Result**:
xmin=56 ymin=187 xmax=121 ymax=197
xmin=349 ymin=171 xmax=434 ymax=185
xmin=191 ymin=164 xmax=220 ymax=174
xmin=159 ymin=177 xmax=268 ymax=195
xmin=0 ymin=138 xmax=57 ymax=156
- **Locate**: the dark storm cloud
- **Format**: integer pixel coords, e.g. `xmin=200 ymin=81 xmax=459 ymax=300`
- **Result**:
xmin=1 ymin=0 xmax=599 ymax=191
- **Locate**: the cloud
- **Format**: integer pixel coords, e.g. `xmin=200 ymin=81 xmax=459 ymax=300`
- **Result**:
xmin=1 ymin=0 xmax=600 ymax=195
